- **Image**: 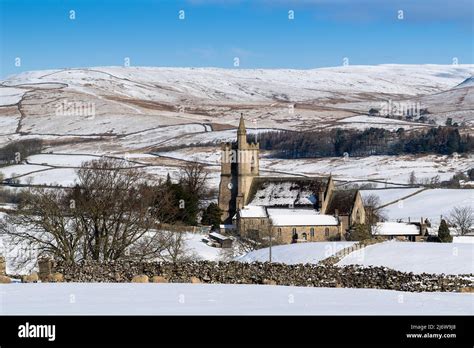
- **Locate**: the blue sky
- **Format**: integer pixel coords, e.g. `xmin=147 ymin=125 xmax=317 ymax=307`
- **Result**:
xmin=0 ymin=0 xmax=472 ymax=78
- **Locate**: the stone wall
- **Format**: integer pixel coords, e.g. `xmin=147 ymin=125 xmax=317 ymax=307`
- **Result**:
xmin=51 ymin=260 xmax=473 ymax=293
xmin=0 ymin=256 xmax=5 ymax=276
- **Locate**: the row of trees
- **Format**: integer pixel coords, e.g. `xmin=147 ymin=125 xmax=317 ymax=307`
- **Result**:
xmin=408 ymin=170 xmax=474 ymax=188
xmin=254 ymin=127 xmax=473 ymax=158
xmin=0 ymin=139 xmax=43 ymax=166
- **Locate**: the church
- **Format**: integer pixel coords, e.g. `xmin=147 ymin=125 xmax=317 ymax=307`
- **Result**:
xmin=218 ymin=115 xmax=366 ymax=243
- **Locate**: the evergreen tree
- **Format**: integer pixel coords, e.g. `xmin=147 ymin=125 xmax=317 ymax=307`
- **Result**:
xmin=348 ymin=224 xmax=371 ymax=241
xmin=438 ymin=219 xmax=452 ymax=243
xmin=201 ymin=203 xmax=222 ymax=230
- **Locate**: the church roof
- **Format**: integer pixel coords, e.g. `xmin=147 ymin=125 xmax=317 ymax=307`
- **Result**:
xmin=325 ymin=189 xmax=358 ymax=215
xmin=267 ymin=208 xmax=338 ymax=226
xmin=240 ymin=205 xmax=267 ymax=218
xmin=246 ymin=176 xmax=329 ymax=207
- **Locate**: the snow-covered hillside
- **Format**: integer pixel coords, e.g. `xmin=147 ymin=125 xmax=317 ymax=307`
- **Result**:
xmin=4 ymin=65 xmax=471 ymax=103
xmin=337 ymin=241 xmax=474 ymax=275
xmin=0 ymin=64 xmax=472 ymax=149
xmin=235 ymin=240 xmax=474 ymax=276
xmin=1 ymin=283 xmax=471 ymax=315
xmin=382 ymin=189 xmax=474 ymax=223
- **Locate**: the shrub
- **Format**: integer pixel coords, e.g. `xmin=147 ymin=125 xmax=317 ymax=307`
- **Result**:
xmin=347 ymin=224 xmax=371 ymax=241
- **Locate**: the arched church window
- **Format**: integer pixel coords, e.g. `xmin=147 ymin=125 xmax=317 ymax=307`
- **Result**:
xmin=310 ymin=228 xmax=314 ymax=237
xmin=325 ymin=228 xmax=330 ymax=237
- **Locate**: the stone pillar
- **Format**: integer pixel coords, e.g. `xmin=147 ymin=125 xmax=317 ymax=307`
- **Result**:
xmin=38 ymin=257 xmax=53 ymax=282
xmin=0 ymin=256 xmax=6 ymax=276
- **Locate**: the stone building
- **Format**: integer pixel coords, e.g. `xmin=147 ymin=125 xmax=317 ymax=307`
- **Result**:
xmin=218 ymin=115 xmax=366 ymax=243
xmin=372 ymin=221 xmax=426 ymax=242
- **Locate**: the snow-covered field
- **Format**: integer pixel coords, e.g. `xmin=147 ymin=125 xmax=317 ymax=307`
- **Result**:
xmin=336 ymin=115 xmax=428 ymax=131
xmin=26 ymin=154 xmax=101 ymax=167
xmin=0 ymin=164 xmax=51 ymax=179
xmin=236 ymin=242 xmax=355 ymax=264
xmin=19 ymin=168 xmax=78 ymax=186
xmin=1 ymin=283 xmax=471 ymax=315
xmin=235 ymin=240 xmax=474 ymax=276
xmin=0 ymin=87 xmax=26 ymax=106
xmin=360 ymin=188 xmax=424 ymax=206
xmin=261 ymin=154 xmax=473 ymax=183
xmin=382 ymin=189 xmax=474 ymax=223
xmin=337 ymin=241 xmax=474 ymax=275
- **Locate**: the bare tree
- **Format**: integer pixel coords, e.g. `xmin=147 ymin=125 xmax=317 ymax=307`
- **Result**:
xmin=233 ymin=219 xmax=281 ymax=255
xmin=0 ymin=158 xmax=161 ymax=264
xmin=448 ymin=206 xmax=474 ymax=236
xmin=157 ymin=230 xmax=193 ymax=263
xmin=179 ymin=162 xmax=209 ymax=199
xmin=408 ymin=171 xmax=417 ymax=186
xmin=363 ymin=194 xmax=386 ymax=228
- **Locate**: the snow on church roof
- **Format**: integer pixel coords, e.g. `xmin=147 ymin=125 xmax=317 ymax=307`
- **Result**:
xmin=240 ymin=205 xmax=267 ymax=218
xmin=267 ymin=208 xmax=338 ymax=227
xmin=246 ymin=177 xmax=328 ymax=207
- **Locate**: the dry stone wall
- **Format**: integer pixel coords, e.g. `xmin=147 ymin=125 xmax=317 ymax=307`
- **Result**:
xmin=52 ymin=260 xmax=473 ymax=293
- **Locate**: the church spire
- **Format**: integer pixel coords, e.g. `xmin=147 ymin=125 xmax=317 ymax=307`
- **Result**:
xmin=237 ymin=113 xmax=247 ymax=148
xmin=238 ymin=112 xmax=246 ymax=135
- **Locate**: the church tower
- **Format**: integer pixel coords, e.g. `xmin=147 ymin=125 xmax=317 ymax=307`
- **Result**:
xmin=218 ymin=114 xmax=259 ymax=223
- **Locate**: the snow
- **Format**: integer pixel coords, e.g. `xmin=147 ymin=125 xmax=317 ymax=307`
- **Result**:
xmin=1 ymin=64 xmax=471 ymax=140
xmin=19 ymin=168 xmax=78 ymax=186
xmin=0 ymin=116 xmax=19 ymax=134
xmin=0 ymin=87 xmax=25 ymax=105
xmin=337 ymin=241 xmax=474 ymax=275
xmin=5 ymin=65 xmax=472 ymax=104
xmin=337 ymin=115 xmax=426 ymax=131
xmin=267 ymin=208 xmax=338 ymax=226
xmin=383 ymin=189 xmax=474 ymax=223
xmin=262 ymin=154 xmax=473 ymax=183
xmin=373 ymin=222 xmax=420 ymax=236
xmin=209 ymin=232 xmax=229 ymax=241
xmin=236 ymin=242 xmax=355 ymax=264
xmin=240 ymin=205 xmax=267 ymax=218
xmin=240 ymin=207 xmax=339 ymax=226
xmin=248 ymin=181 xmax=318 ymax=206
xmin=360 ymin=188 xmax=423 ymax=207
xmin=26 ymin=154 xmax=100 ymax=167
xmin=455 ymin=76 xmax=474 ymax=89
xmin=183 ymin=233 xmax=222 ymax=261
xmin=0 ymin=164 xmax=51 ymax=179
xmin=453 ymin=236 xmax=474 ymax=244
xmin=1 ymin=283 xmax=471 ymax=315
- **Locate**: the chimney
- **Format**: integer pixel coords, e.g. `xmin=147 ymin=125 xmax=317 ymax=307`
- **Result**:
xmin=335 ymin=209 xmax=339 ymax=218
xmin=318 ymin=191 xmax=324 ymax=209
